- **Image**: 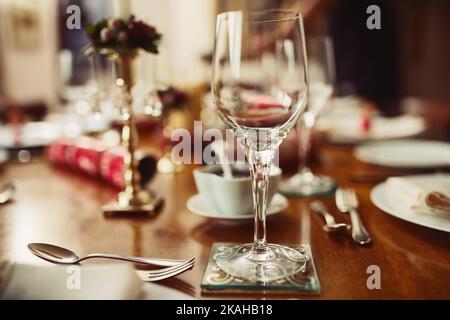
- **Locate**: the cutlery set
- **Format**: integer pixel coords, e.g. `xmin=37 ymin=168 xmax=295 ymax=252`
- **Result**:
xmin=24 ymin=189 xmax=367 ymax=284
xmin=4 ymin=183 xmax=194 ymax=282
xmin=311 ymin=187 xmax=372 ymax=245
xmin=27 ymin=243 xmax=195 ymax=282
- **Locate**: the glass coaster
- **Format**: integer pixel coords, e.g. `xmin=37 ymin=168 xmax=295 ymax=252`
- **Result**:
xmin=201 ymin=243 xmax=320 ymax=295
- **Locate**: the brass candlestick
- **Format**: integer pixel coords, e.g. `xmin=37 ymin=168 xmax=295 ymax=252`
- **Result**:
xmin=103 ymin=53 xmax=161 ymax=214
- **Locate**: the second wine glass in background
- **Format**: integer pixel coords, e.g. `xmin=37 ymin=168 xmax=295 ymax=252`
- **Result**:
xmin=279 ymin=36 xmax=337 ymax=196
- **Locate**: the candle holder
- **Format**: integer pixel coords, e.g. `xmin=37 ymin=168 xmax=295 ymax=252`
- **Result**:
xmin=103 ymin=53 xmax=161 ymax=214
xmin=83 ymin=15 xmax=163 ymax=215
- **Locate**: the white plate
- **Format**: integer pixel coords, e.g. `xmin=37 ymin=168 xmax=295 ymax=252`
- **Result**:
xmin=0 ymin=117 xmax=108 ymax=149
xmin=187 ymin=193 xmax=287 ymax=220
xmin=46 ymin=112 xmax=110 ymax=134
xmin=354 ymin=139 xmax=450 ymax=168
xmin=319 ymin=114 xmax=425 ymax=143
xmin=0 ymin=122 xmax=81 ymax=149
xmin=371 ymin=174 xmax=450 ymax=233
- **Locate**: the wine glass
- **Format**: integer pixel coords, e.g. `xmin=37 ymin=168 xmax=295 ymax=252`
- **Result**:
xmin=88 ymin=53 xmax=116 ymax=114
xmin=211 ymin=10 xmax=308 ymax=283
xmin=279 ymin=36 xmax=336 ymax=196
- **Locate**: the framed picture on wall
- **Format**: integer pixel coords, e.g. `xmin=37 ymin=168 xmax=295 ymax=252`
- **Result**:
xmin=8 ymin=0 xmax=41 ymax=51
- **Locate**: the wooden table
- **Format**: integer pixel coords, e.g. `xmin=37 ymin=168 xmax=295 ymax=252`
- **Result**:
xmin=1 ymin=111 xmax=450 ymax=300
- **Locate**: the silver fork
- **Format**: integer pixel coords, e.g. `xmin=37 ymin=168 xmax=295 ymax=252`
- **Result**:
xmin=135 ymin=257 xmax=195 ymax=282
xmin=335 ymin=188 xmax=371 ymax=245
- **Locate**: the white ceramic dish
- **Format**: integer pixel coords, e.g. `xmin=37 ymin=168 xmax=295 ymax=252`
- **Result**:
xmin=193 ymin=164 xmax=281 ymax=217
xmin=187 ymin=193 xmax=287 ymax=220
xmin=354 ymin=139 xmax=450 ymax=168
xmin=0 ymin=122 xmax=80 ymax=149
xmin=319 ymin=114 xmax=425 ymax=144
xmin=0 ymin=117 xmax=108 ymax=149
xmin=371 ymin=174 xmax=450 ymax=233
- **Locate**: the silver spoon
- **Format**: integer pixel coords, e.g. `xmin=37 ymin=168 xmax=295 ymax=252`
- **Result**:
xmin=310 ymin=201 xmax=350 ymax=233
xmin=28 ymin=243 xmax=189 ymax=267
xmin=0 ymin=181 xmax=15 ymax=204
xmin=212 ymin=140 xmax=233 ymax=179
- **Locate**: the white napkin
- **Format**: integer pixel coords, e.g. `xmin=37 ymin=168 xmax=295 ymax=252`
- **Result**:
xmin=386 ymin=176 xmax=450 ymax=217
xmin=0 ymin=261 xmax=142 ymax=300
xmin=368 ymin=115 xmax=425 ymax=139
xmin=319 ymin=114 xmax=424 ymax=142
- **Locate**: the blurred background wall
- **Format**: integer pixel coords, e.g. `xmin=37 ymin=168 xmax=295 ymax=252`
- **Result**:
xmin=0 ymin=0 xmax=58 ymax=108
xmin=0 ymin=0 xmax=215 ymax=111
xmin=0 ymin=0 xmax=449 ymax=113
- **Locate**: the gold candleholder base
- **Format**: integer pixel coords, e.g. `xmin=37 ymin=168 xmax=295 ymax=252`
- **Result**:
xmin=103 ymin=190 xmax=162 ymax=214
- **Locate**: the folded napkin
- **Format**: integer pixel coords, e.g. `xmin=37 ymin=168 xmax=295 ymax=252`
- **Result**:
xmin=0 ymin=261 xmax=142 ymax=300
xmin=386 ymin=176 xmax=450 ymax=217
xmin=319 ymin=114 xmax=424 ymax=141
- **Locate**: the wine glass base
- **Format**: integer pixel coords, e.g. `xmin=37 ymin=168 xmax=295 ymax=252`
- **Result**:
xmin=214 ymin=243 xmax=308 ymax=284
xmin=279 ymin=173 xmax=336 ymax=197
xmin=201 ymin=243 xmax=320 ymax=293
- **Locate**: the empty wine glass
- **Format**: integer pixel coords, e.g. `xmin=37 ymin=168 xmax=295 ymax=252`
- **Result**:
xmin=211 ymin=10 xmax=308 ymax=283
xmin=88 ymin=53 xmax=115 ymax=114
xmin=279 ymin=36 xmax=336 ymax=196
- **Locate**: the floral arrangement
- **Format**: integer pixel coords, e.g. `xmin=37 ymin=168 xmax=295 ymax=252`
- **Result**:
xmin=83 ymin=16 xmax=161 ymax=56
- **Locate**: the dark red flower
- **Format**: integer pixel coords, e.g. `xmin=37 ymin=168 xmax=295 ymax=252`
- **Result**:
xmin=108 ymin=18 xmax=123 ymax=31
xmin=128 ymin=19 xmax=156 ymax=43
xmin=116 ymin=31 xmax=128 ymax=44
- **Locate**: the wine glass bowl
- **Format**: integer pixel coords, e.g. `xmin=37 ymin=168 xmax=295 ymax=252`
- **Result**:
xmin=211 ymin=10 xmax=308 ymax=283
xmin=212 ymin=10 xmax=308 ymax=149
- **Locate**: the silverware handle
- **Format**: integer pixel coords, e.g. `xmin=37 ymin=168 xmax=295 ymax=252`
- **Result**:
xmin=349 ymin=208 xmax=371 ymax=245
xmin=311 ymin=202 xmax=336 ymax=225
xmin=81 ymin=254 xmax=186 ymax=267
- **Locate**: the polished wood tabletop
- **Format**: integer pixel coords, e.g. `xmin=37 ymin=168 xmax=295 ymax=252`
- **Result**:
xmin=1 ymin=104 xmax=450 ymax=300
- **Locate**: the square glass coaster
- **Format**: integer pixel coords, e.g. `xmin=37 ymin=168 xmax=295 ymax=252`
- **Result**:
xmin=201 ymin=242 xmax=320 ymax=295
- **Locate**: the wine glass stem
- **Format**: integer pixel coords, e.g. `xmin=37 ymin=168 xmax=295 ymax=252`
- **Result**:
xmin=297 ymin=114 xmax=314 ymax=174
xmin=248 ymin=149 xmax=274 ymax=258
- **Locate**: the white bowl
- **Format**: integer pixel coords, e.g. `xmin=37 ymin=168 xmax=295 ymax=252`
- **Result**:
xmin=193 ymin=164 xmax=281 ymax=216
